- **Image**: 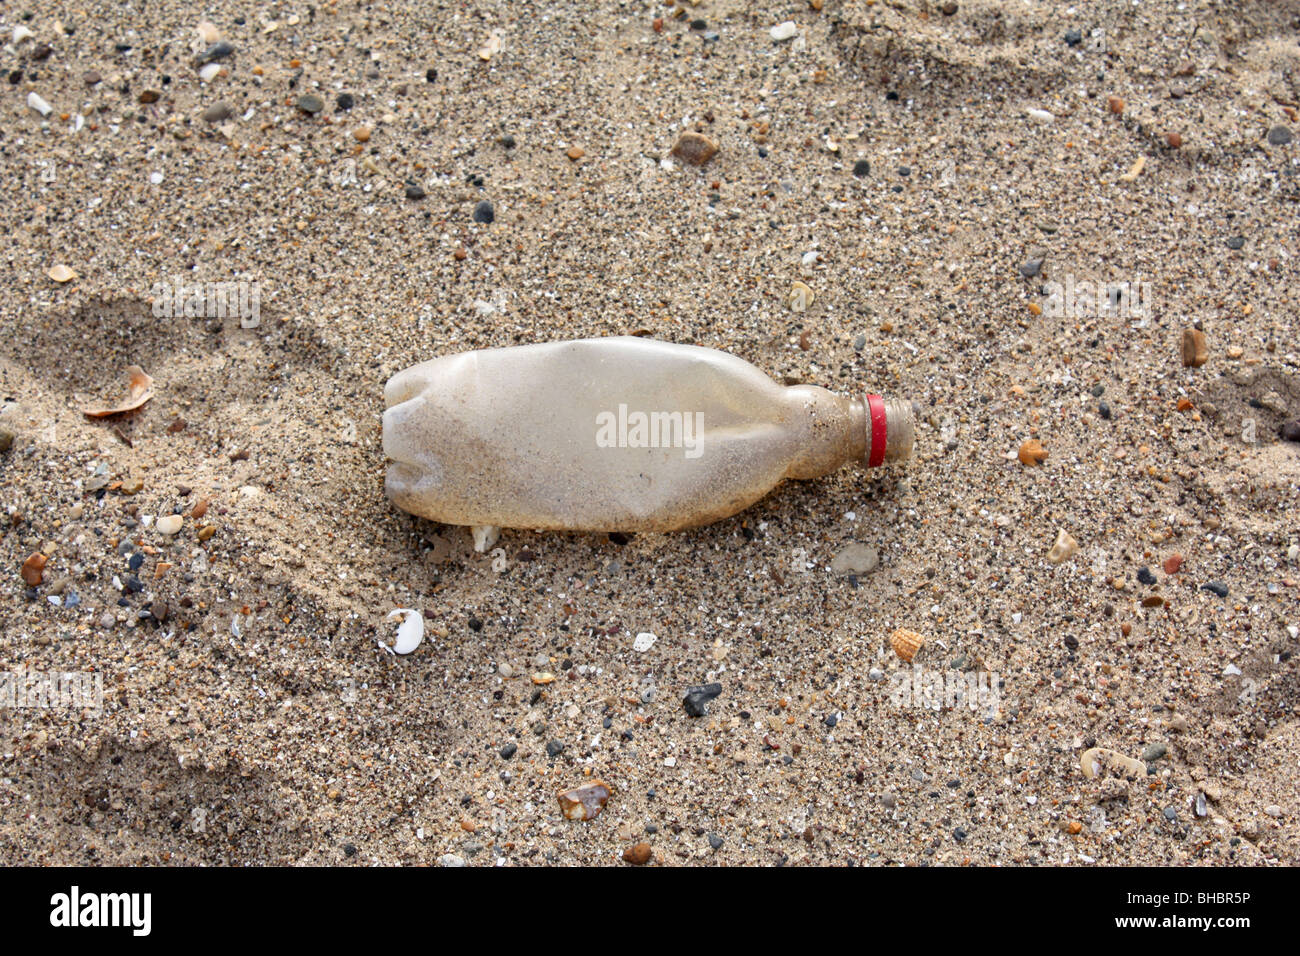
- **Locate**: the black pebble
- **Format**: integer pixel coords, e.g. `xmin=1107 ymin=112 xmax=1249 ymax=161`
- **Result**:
xmin=472 ymin=200 xmax=495 ymax=224
xmin=823 ymin=713 xmax=839 ymax=728
xmin=405 ymin=183 xmax=426 ymax=200
xmin=499 ymin=742 xmax=517 ymax=759
xmin=127 ymin=553 xmax=144 ymax=571
xmin=468 ymin=617 xmax=483 ymax=631
xmin=1227 ymin=236 xmax=1245 ymax=250
xmin=336 ymin=92 xmax=354 ymax=110
xmin=1019 ymin=258 xmax=1044 ymax=278
xmin=1279 ymin=420 xmax=1300 ymax=442
xmin=1267 ymin=126 xmax=1292 ymax=146
xmin=1137 ymin=566 xmax=1156 ymax=585
xmin=683 ymin=682 xmax=723 ymax=717
xmin=545 ymin=740 xmax=565 ymax=758
xmin=1202 ymin=581 xmax=1229 ymax=598
xmin=1098 ymin=401 xmax=1111 ymax=419
xmin=343 ymin=844 xmax=357 ymax=857
xmin=1064 ymin=29 xmax=1082 ymax=46
xmin=707 ymin=833 xmax=723 ymax=850
xmin=425 ymin=68 xmax=438 ymax=83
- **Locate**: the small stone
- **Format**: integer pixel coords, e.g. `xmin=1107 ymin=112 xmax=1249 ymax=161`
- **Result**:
xmin=438 ymin=854 xmax=466 ymax=867
xmin=1226 ymin=236 xmax=1245 ymax=250
xmin=1064 ymin=29 xmax=1082 ymax=46
xmin=633 ymin=632 xmax=657 ymax=652
xmin=405 ymin=183 xmax=426 ymax=200
xmin=1142 ymin=742 xmax=1167 ymax=762
xmin=353 ymin=126 xmax=371 ymax=142
xmin=545 ymin=739 xmax=565 ymax=758
xmin=156 ymin=514 xmax=183 ymax=535
xmin=707 ymin=833 xmax=724 ymax=850
xmin=670 ymin=131 xmax=719 ymax=167
xmin=1019 ymin=258 xmax=1044 ymax=278
xmin=1017 ymin=439 xmax=1048 ymax=466
xmin=622 ymin=842 xmax=652 ymax=865
xmin=1166 ymin=132 xmax=1182 ymax=148
xmin=565 ymin=145 xmax=585 ymax=161
xmin=770 ymin=21 xmax=799 ymax=41
xmin=1264 ymin=804 xmax=1283 ymax=818
xmin=852 ymin=159 xmax=871 ymax=177
xmin=1279 ymin=420 xmax=1300 ymax=443
xmin=197 ymin=524 xmax=217 ymax=541
xmin=787 ymin=281 xmax=814 ymax=313
xmin=83 ymin=71 xmax=102 ymax=86
xmin=683 ymin=682 xmax=722 ymax=717
xmin=1181 ymin=328 xmax=1208 ymax=368
xmin=138 ymin=90 xmax=161 ymax=104
xmin=195 ymin=42 xmax=235 ymax=66
xmin=1267 ymin=126 xmax=1293 ymax=146
xmin=1201 ymin=581 xmax=1229 ymax=598
xmin=21 ymin=553 xmax=47 ymax=586
xmin=0 ymin=427 xmax=13 ymax=452
xmin=1107 ymin=96 xmax=1124 ymax=114
xmin=557 ymin=780 xmax=612 ymax=821
xmin=198 ymin=63 xmax=224 ymax=83
xmin=297 ymin=94 xmax=324 ymax=114
xmin=336 ymin=92 xmax=354 ymax=110
xmin=472 ymin=200 xmax=495 ymax=224
xmin=1136 ymin=566 xmax=1156 ymax=586
xmin=499 ymin=742 xmax=517 ymax=759
xmin=1046 ymin=529 xmax=1078 ymax=565
xmin=201 ymin=102 xmax=232 ymax=123
xmin=831 ymin=543 xmax=879 ymax=576
xmin=940 ymin=1 xmax=958 ymax=14
xmin=1163 ymin=554 xmax=1184 ymax=575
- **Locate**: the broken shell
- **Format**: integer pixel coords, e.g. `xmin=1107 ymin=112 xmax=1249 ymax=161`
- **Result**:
xmin=530 ymin=671 xmax=555 ymax=685
xmin=890 ymin=628 xmax=925 ymax=663
xmin=557 ymin=780 xmax=613 ymax=821
xmin=82 ymin=365 xmax=154 ymax=418
xmin=1046 ymin=528 xmax=1078 ymax=564
xmin=1080 ymin=746 xmax=1146 ymax=780
xmin=1017 ymin=439 xmax=1048 ymax=466
xmin=787 ymin=280 xmax=814 ymax=313
xmin=471 ymin=524 xmax=500 ymax=552
xmin=47 ymin=264 xmax=77 ymax=283
xmin=27 ymin=92 xmax=54 ymax=117
xmin=633 ymin=631 xmax=657 ymax=652
xmin=384 ymin=608 xmax=425 ymax=654
xmin=477 ymin=32 xmax=502 ymax=61
xmin=770 ymin=21 xmax=799 ymax=41
xmin=1181 ymin=328 xmax=1208 ymax=368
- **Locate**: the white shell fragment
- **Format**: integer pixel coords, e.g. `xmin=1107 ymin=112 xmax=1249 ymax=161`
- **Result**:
xmin=471 ymin=524 xmax=500 ymax=552
xmin=27 ymin=92 xmax=54 ymax=117
xmin=633 ymin=632 xmax=657 ymax=652
xmin=1046 ymin=528 xmax=1078 ymax=564
xmin=13 ymin=25 xmax=35 ymax=44
xmin=384 ymin=608 xmax=425 ymax=655
xmin=156 ymin=514 xmax=183 ymax=535
xmin=770 ymin=22 xmax=798 ymax=41
xmin=1026 ymin=108 xmax=1055 ymax=124
xmin=199 ymin=62 xmax=225 ymax=83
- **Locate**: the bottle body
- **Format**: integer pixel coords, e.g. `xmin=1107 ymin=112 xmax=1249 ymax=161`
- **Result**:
xmin=382 ymin=337 xmax=912 ymax=532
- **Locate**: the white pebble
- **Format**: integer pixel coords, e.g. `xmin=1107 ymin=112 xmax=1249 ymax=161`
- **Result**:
xmin=384 ymin=608 xmax=425 ymax=655
xmin=156 ymin=514 xmax=183 ymax=535
xmin=633 ymin=632 xmax=657 ymax=652
xmin=1026 ymin=108 xmax=1055 ymax=124
xmin=199 ymin=62 xmax=224 ymax=83
xmin=770 ymin=21 xmax=798 ymax=41
xmin=13 ymin=25 xmax=35 ymax=44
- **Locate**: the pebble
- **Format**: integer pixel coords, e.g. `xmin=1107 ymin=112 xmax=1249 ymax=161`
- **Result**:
xmin=353 ymin=126 xmax=371 ymax=142
xmin=1226 ymin=236 xmax=1245 ymax=250
xmin=787 ymin=281 xmax=814 ymax=313
xmin=557 ymin=780 xmax=612 ymax=821
xmin=852 ymin=159 xmax=870 ymax=177
xmin=48 ymin=264 xmax=77 ymax=283
xmin=0 ymin=426 xmax=14 ymax=452
xmin=1080 ymin=746 xmax=1146 ymax=779
xmin=770 ymin=22 xmax=799 ymax=41
xmin=1163 ymin=554 xmax=1184 ymax=575
xmin=1046 ymin=528 xmax=1078 ymax=564
xmin=198 ymin=63 xmax=224 ymax=83
xmin=1142 ymin=742 xmax=1167 ymax=762
xmin=156 ymin=514 xmax=183 ymax=535
xmin=669 ymin=131 xmax=719 ymax=167
xmin=1107 ymin=96 xmax=1124 ymax=114
xmin=405 ymin=183 xmax=426 ymax=200
xmin=297 ymin=94 xmax=324 ymax=114
xmin=683 ymin=682 xmax=722 ymax=717
xmin=1267 ymin=126 xmax=1292 ymax=146
xmin=21 ymin=553 xmax=47 ymax=586
xmin=545 ymin=739 xmax=565 ymax=758
xmin=1136 ymin=566 xmax=1156 ymax=586
xmin=438 ymin=854 xmax=466 ymax=867
xmin=707 ymin=833 xmax=724 ymax=850
xmin=1017 ymin=439 xmax=1048 ymax=466
xmin=195 ymin=42 xmax=235 ymax=66
xmin=201 ymin=102 xmax=232 ymax=123
xmin=1064 ymin=29 xmax=1082 ymax=46
xmin=499 ymin=742 xmax=517 ymax=759
xmin=1280 ymin=420 xmax=1300 ymax=443
xmin=633 ymin=631 xmax=657 ymax=652
xmin=336 ymin=93 xmax=354 ymax=110
xmin=472 ymin=200 xmax=495 ymax=224
xmin=1181 ymin=328 xmax=1208 ymax=368
xmin=1026 ymin=108 xmax=1055 ymax=124
xmin=622 ymin=842 xmax=652 ymax=865
xmin=830 ymin=543 xmax=878 ymax=575
xmin=1019 ymin=258 xmax=1044 ymax=278
xmin=1201 ymin=581 xmax=1229 ymax=598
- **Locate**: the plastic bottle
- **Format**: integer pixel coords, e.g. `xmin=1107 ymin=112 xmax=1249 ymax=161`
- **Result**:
xmin=383 ymin=336 xmax=914 ymax=534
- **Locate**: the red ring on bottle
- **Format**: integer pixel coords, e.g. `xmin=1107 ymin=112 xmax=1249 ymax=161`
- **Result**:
xmin=867 ymin=394 xmax=887 ymax=468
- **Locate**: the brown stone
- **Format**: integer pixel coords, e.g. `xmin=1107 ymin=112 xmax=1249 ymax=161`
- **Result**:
xmin=1182 ymin=328 xmax=1208 ymax=367
xmin=670 ymin=131 xmax=719 ymax=167
xmin=622 ymin=842 xmax=652 ymax=865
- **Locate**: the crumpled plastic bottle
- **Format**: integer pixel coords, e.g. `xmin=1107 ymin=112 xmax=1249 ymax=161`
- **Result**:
xmin=383 ymin=337 xmax=914 ymax=536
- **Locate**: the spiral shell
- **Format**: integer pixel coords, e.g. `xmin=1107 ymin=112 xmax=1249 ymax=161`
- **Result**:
xmin=890 ymin=628 xmax=925 ymax=663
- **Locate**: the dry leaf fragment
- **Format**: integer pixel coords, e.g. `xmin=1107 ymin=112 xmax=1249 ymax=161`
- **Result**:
xmin=82 ymin=366 xmax=154 ymax=418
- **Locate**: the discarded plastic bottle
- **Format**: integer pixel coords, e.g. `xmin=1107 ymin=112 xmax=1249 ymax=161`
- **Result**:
xmin=383 ymin=337 xmax=914 ymax=535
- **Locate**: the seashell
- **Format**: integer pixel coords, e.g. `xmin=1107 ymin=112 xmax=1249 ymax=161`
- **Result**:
xmin=557 ymin=780 xmax=613 ymax=821
xmin=384 ymin=608 xmax=425 ymax=654
xmin=1046 ymin=528 xmax=1078 ymax=564
xmin=890 ymin=628 xmax=925 ymax=662
xmin=198 ymin=62 xmax=225 ymax=83
xmin=530 ymin=671 xmax=555 ymax=685
xmin=1080 ymin=746 xmax=1146 ymax=780
xmin=478 ymin=32 xmax=502 ymax=61
xmin=14 ymin=25 xmax=35 ymax=43
xmin=1025 ymin=108 xmax=1055 ymax=124
xmin=47 ymin=264 xmax=77 ymax=283
xmin=82 ymin=366 xmax=154 ymax=418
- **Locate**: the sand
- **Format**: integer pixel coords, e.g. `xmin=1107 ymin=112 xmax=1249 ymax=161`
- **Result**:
xmin=1 ymin=0 xmax=1298 ymax=866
